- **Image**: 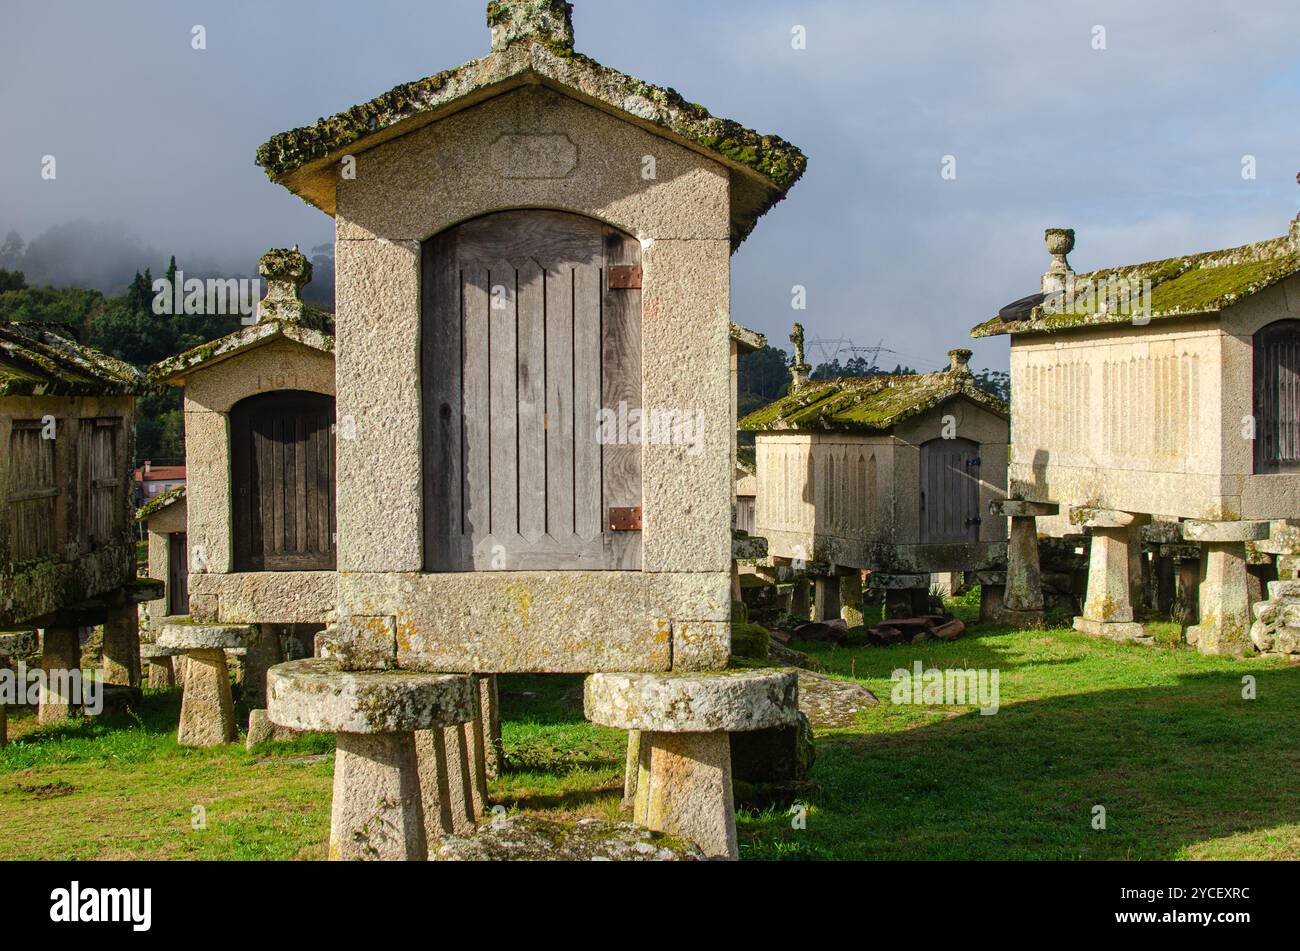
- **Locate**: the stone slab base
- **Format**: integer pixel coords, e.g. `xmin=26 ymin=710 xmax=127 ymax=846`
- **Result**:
xmin=434 ymin=815 xmax=703 ymax=861
xmin=1073 ymin=617 xmax=1151 ymax=644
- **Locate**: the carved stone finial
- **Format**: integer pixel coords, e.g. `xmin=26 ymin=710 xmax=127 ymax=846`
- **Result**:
xmin=1042 ymin=227 xmax=1075 ymax=296
xmin=257 ymin=247 xmax=312 ymax=323
xmin=487 ymin=0 xmax=575 ymax=52
xmin=789 ymin=322 xmax=811 ymax=389
xmin=947 ymin=348 xmax=972 ymax=374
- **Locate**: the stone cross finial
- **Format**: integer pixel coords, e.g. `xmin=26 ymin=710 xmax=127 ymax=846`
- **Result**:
xmin=488 ymin=0 xmax=575 ymax=52
xmin=257 ymin=246 xmax=312 ymax=324
xmin=1042 ymin=227 xmax=1075 ymax=297
xmin=947 ymin=349 xmax=972 ymax=373
xmin=789 ymin=322 xmax=811 ymax=389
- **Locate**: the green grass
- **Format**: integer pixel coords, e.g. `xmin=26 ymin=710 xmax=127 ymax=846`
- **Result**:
xmin=2 ymin=615 xmax=1298 ymax=861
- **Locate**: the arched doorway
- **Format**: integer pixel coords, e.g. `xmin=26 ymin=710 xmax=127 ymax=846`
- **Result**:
xmin=919 ymin=437 xmax=981 ymax=544
xmin=230 ymin=390 xmax=336 ymax=571
xmin=1253 ymin=319 xmax=1300 ymax=473
xmin=422 ymin=209 xmax=643 ymax=571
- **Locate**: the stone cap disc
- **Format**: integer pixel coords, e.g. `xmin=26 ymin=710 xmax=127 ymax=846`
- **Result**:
xmin=991 ymin=499 xmax=1059 ymax=518
xmin=1181 ymin=519 xmax=1270 ymax=543
xmin=268 ymin=658 xmax=475 ymax=734
xmin=585 ymin=668 xmax=799 ymax=733
xmin=140 ymin=642 xmax=185 ymax=660
xmin=158 ymin=622 xmax=252 ymax=651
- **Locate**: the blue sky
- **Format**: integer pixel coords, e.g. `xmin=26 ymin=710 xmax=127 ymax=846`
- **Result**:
xmin=2 ymin=0 xmax=1297 ymax=370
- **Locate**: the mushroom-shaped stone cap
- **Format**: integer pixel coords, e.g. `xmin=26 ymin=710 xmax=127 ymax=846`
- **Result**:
xmin=139 ymin=642 xmax=185 ymax=660
xmin=1181 ymin=519 xmax=1271 ymax=543
xmin=158 ymin=622 xmax=253 ymax=651
xmin=268 ymin=659 xmax=475 ymax=734
xmin=585 ymin=668 xmax=799 ymax=733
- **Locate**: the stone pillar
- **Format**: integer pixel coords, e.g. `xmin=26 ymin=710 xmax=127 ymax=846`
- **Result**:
xmin=813 ymin=576 xmax=840 ymax=622
xmin=101 ymin=601 xmax=141 ymax=688
xmin=789 ymin=577 xmax=811 ymax=617
xmin=242 ymin=624 xmax=284 ymax=708
xmin=333 ymin=732 xmax=427 ymax=861
xmin=140 ymin=643 xmax=181 ymax=689
xmin=479 ymin=674 xmax=503 ymax=780
xmin=39 ymin=626 xmax=81 ymax=724
xmin=839 ymin=573 xmax=864 ymax=628
xmin=178 ymin=649 xmax=237 ymax=746
xmin=268 ymin=660 xmax=475 ymax=861
xmin=1129 ymin=530 xmax=1149 ymax=620
xmin=1176 ymin=557 xmax=1201 ymax=627
xmin=1183 ymin=520 xmax=1270 ymax=656
xmin=0 ymin=654 xmax=9 ymax=747
xmin=585 ymin=669 xmax=799 ymax=861
xmin=1072 ymin=509 xmax=1147 ymax=642
xmin=1154 ymin=552 xmax=1176 ymax=617
xmin=635 ymin=731 xmax=736 ymax=858
xmin=415 ymin=727 xmax=475 ymax=844
xmin=623 ymin=729 xmax=641 ymax=807
xmin=462 ymin=675 xmax=491 ymax=815
xmin=993 ymin=500 xmax=1058 ymax=626
xmin=432 ymin=716 xmax=480 ymax=835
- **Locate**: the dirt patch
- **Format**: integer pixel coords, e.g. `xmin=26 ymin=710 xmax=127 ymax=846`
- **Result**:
xmin=15 ymin=781 xmax=78 ymax=800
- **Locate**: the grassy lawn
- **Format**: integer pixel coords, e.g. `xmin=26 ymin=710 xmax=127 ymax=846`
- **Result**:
xmin=2 ymin=613 xmax=1298 ymax=861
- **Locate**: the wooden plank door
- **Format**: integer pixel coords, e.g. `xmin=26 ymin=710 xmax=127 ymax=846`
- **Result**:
xmin=919 ymin=437 xmax=981 ymax=544
xmin=231 ymin=391 xmax=336 ymax=571
xmin=1254 ymin=319 xmax=1300 ymax=473
xmin=422 ymin=209 xmax=642 ymax=571
xmin=168 ymin=532 xmax=189 ymax=615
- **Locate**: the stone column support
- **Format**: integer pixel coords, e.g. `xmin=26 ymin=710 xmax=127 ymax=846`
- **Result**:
xmin=1183 ymin=520 xmax=1270 ymax=656
xmin=242 ymin=624 xmax=285 ymax=708
xmin=812 ymin=576 xmax=841 ymax=622
xmin=140 ymin=643 xmax=183 ymax=689
xmin=585 ymin=668 xmax=800 ymax=860
xmin=38 ymin=626 xmax=81 ymax=724
xmin=101 ymin=600 xmax=141 ymax=688
xmin=479 ymin=674 xmax=503 ymax=780
xmin=159 ymin=623 xmax=252 ymax=746
xmin=839 ymin=572 xmax=864 ymax=628
xmin=1071 ymin=508 xmax=1148 ymax=642
xmin=993 ymin=500 xmax=1058 ymax=626
xmin=268 ymin=659 xmax=475 ymax=861
xmin=789 ymin=577 xmax=811 ymax=617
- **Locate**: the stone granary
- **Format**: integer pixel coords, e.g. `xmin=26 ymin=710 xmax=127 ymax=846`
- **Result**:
xmin=0 ymin=320 xmax=161 ymax=725
xmin=148 ymin=248 xmax=338 ymax=746
xmin=971 ymin=197 xmax=1300 ymax=654
xmin=249 ymin=0 xmax=806 ymax=860
xmin=739 ymin=338 xmax=1009 ymax=620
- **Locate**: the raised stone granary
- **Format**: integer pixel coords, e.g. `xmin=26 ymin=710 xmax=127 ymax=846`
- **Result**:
xmin=740 ymin=343 xmax=1009 ymax=618
xmin=973 ymin=199 xmax=1300 ymax=653
xmin=1 ymin=319 xmax=162 ymax=716
xmin=244 ymin=0 xmax=806 ymax=858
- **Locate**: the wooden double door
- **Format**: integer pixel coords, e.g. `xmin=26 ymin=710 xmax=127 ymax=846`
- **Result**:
xmin=231 ymin=390 xmax=336 ymax=571
xmin=421 ymin=209 xmax=643 ymax=571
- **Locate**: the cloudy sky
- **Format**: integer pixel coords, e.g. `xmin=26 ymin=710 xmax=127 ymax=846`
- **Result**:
xmin=2 ymin=0 xmax=1298 ymax=370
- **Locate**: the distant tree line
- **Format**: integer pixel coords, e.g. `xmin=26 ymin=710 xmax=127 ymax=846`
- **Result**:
xmin=0 ymin=228 xmax=337 ymax=466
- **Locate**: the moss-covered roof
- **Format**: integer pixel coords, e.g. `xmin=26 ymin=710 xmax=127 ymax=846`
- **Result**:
xmin=254 ymin=3 xmax=805 ymax=250
xmin=0 ymin=321 xmax=147 ymax=397
xmin=136 ymin=485 xmax=185 ymax=523
xmin=738 ymin=367 xmax=1007 ymax=433
xmin=972 ymin=227 xmax=1300 ymax=338
xmin=150 ymin=317 xmax=334 ymax=385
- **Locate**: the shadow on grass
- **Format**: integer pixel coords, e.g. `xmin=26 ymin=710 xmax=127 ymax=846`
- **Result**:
xmin=741 ymin=660 xmax=1300 ymax=860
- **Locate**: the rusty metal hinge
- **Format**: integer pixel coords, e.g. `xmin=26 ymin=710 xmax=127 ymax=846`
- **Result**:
xmin=608 ymin=265 xmax=642 ymax=290
xmin=608 ymin=506 xmax=643 ymax=531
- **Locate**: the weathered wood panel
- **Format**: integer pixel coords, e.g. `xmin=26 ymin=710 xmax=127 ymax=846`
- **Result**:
xmin=920 ymin=437 xmax=980 ymax=544
xmin=6 ymin=420 xmax=57 ymax=562
xmin=422 ymin=210 xmax=642 ymax=571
